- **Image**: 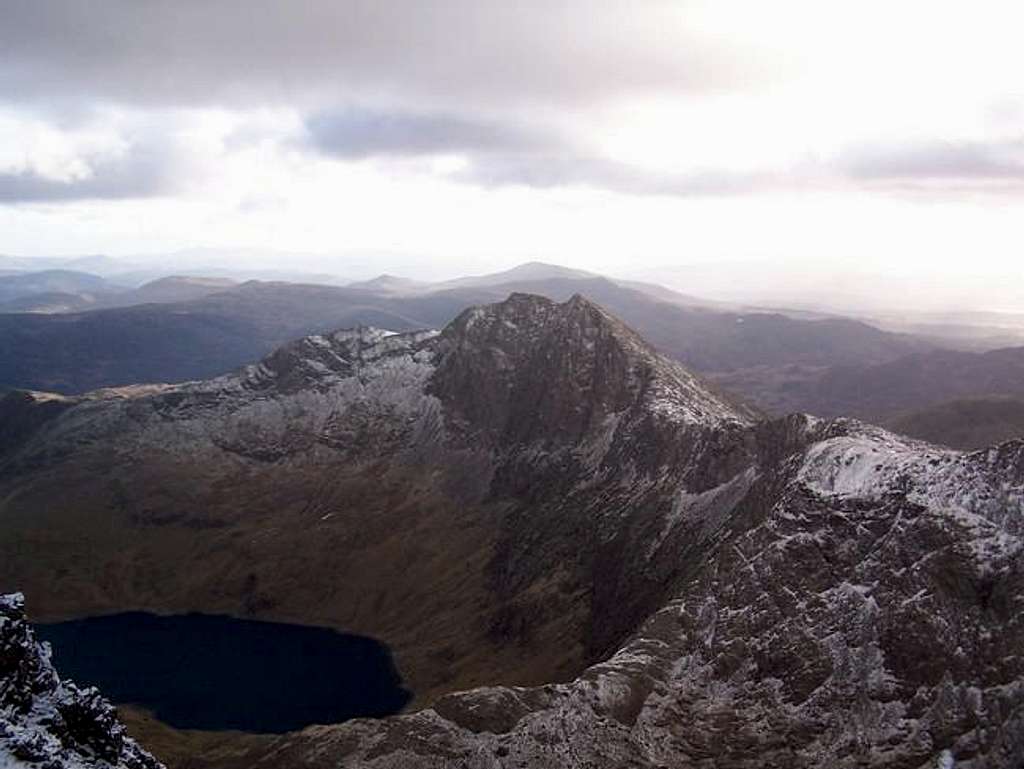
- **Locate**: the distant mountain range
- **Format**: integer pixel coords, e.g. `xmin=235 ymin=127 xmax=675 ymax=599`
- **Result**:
xmin=0 ymin=269 xmax=123 ymax=307
xmin=889 ymin=396 xmax=1024 ymax=450
xmin=0 ymin=251 xmax=345 ymax=287
xmin=0 ymin=262 xmax=927 ymax=395
xmin=0 ymin=270 xmax=238 ymax=313
xmin=2 ymin=259 xmax=1023 ymax=449
xmin=768 ymin=345 xmax=1024 ymax=420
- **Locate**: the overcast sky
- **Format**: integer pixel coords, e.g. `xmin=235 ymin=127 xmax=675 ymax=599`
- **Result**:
xmin=2 ymin=1 xmax=1023 ymax=299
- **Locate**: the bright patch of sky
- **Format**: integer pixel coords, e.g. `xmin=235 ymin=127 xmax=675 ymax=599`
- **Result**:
xmin=1 ymin=1 xmax=1022 ymax=307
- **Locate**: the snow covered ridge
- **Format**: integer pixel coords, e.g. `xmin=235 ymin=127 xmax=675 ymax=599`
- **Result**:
xmin=0 ymin=325 xmax=447 ymax=466
xmin=798 ymin=423 xmax=1024 ymax=575
xmin=232 ymin=326 xmax=441 ymax=393
xmin=0 ymin=594 xmax=163 ymax=769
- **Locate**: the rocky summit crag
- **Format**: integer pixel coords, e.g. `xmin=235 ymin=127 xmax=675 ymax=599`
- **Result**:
xmin=0 ymin=593 xmax=163 ymax=769
xmin=0 ymin=293 xmax=1022 ymax=768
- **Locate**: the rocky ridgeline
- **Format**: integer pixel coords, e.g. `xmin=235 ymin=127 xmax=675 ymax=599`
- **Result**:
xmin=1 ymin=295 xmax=1023 ymax=768
xmin=222 ymin=423 xmax=1024 ymax=769
xmin=0 ymin=593 xmax=163 ymax=769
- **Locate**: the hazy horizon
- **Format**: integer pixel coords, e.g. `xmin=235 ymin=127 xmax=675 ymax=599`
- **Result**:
xmin=2 ymin=2 xmax=1023 ymax=312
xmin=3 ymin=247 xmax=1022 ymax=315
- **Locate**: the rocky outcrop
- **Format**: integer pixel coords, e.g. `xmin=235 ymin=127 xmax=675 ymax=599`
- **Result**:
xmin=0 ymin=593 xmax=164 ymax=769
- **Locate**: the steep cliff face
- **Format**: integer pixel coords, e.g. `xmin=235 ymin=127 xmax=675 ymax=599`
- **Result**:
xmin=0 ymin=594 xmax=164 ymax=769
xmin=430 ymin=293 xmax=755 ymax=447
xmin=232 ymin=425 xmax=1024 ymax=769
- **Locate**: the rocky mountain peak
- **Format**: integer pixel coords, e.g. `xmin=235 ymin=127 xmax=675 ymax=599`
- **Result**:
xmin=0 ymin=593 xmax=164 ymax=769
xmin=443 ymin=292 xmax=632 ymax=344
xmin=431 ymin=293 xmax=755 ymax=447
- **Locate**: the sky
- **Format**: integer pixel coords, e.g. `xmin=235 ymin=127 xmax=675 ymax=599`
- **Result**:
xmin=1 ymin=1 xmax=1023 ymax=306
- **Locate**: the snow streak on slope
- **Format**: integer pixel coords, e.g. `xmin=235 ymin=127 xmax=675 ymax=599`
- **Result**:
xmin=799 ymin=423 xmax=1024 ymax=577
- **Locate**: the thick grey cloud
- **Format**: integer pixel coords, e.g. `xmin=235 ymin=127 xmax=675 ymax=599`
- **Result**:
xmin=8 ymin=0 xmax=1019 ymax=203
xmin=305 ymin=107 xmax=767 ymax=197
xmin=306 ymin=109 xmax=548 ymax=158
xmin=0 ymin=1 xmax=784 ymax=203
xmin=0 ymin=144 xmax=174 ymax=203
xmin=841 ymin=140 xmax=1024 ymax=181
xmin=463 ymin=137 xmax=1024 ymax=197
xmin=460 ymin=152 xmax=768 ymax=197
xmin=0 ymin=0 xmax=745 ymax=112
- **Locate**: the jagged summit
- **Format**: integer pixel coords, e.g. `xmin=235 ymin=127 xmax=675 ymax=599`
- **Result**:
xmin=444 ymin=292 xmax=631 ymax=341
xmin=432 ymin=293 xmax=755 ymax=446
xmin=0 ymin=593 xmax=164 ymax=769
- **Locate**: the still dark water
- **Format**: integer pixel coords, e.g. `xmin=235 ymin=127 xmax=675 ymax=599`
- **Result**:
xmin=35 ymin=612 xmax=412 ymax=733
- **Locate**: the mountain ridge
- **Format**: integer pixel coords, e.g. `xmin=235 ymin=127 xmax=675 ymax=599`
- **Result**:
xmin=0 ymin=270 xmax=928 ymax=400
xmin=2 ymin=294 xmax=1022 ymax=768
xmin=0 ymin=294 xmax=756 ymax=725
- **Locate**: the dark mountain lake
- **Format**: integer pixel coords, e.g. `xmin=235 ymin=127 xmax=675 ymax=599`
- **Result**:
xmin=35 ymin=612 xmax=412 ymax=733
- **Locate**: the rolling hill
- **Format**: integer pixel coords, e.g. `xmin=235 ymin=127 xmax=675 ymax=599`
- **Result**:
xmin=888 ymin=396 xmax=1024 ymax=450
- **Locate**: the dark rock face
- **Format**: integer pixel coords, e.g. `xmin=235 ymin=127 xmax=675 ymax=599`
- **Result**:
xmin=428 ymin=295 xmax=761 ymax=662
xmin=0 ymin=593 xmax=164 ymax=769
xmin=430 ymin=293 xmax=755 ymax=448
xmin=1 ymin=294 xmax=1023 ymax=769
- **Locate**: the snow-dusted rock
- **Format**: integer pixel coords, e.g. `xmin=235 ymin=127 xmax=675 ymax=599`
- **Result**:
xmin=236 ymin=420 xmax=1024 ymax=769
xmin=0 ymin=594 xmax=163 ymax=769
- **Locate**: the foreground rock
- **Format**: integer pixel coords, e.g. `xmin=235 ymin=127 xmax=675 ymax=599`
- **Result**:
xmin=0 ymin=593 xmax=164 ymax=769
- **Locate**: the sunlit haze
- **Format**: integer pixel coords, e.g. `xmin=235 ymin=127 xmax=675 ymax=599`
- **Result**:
xmin=2 ymin=1 xmax=1023 ymax=310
